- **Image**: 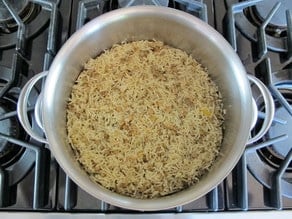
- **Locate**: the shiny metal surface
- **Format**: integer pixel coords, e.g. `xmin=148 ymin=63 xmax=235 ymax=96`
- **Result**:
xmin=247 ymin=75 xmax=275 ymax=144
xmin=250 ymin=98 xmax=258 ymax=129
xmin=34 ymin=92 xmax=45 ymax=132
xmin=19 ymin=6 xmax=255 ymax=210
xmin=17 ymin=71 xmax=48 ymax=144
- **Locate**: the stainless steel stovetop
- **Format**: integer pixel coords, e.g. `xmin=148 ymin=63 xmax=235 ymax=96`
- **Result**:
xmin=0 ymin=0 xmax=292 ymax=217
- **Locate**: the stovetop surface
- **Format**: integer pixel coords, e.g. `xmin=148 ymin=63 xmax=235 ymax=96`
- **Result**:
xmin=0 ymin=0 xmax=292 ymax=214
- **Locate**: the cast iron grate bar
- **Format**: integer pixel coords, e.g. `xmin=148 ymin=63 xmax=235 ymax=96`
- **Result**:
xmin=64 ymin=176 xmax=77 ymax=211
xmin=101 ymin=200 xmax=109 ymax=211
xmin=0 ymin=106 xmax=34 ymax=120
xmin=32 ymin=0 xmax=59 ymax=70
xmin=0 ymin=168 xmax=6 ymax=207
xmin=0 ymin=168 xmax=17 ymax=208
xmin=175 ymin=0 xmax=207 ymax=22
xmin=176 ymin=205 xmax=183 ymax=212
xmin=0 ymin=168 xmax=14 ymax=207
xmin=271 ymin=148 xmax=292 ymax=210
xmin=235 ymin=154 xmax=248 ymax=210
xmin=76 ymin=0 xmax=105 ymax=30
xmin=258 ymin=58 xmax=292 ymax=116
xmin=246 ymin=135 xmax=288 ymax=154
xmin=258 ymin=111 xmax=287 ymax=125
xmin=257 ymin=2 xmax=281 ymax=60
xmin=226 ymin=0 xmax=262 ymax=51
xmin=207 ymin=187 xmax=219 ymax=211
xmin=287 ymin=10 xmax=292 ymax=61
xmin=0 ymin=133 xmax=50 ymax=209
xmin=2 ymin=0 xmax=26 ymax=54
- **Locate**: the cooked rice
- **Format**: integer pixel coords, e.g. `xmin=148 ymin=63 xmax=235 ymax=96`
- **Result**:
xmin=66 ymin=40 xmax=224 ymax=199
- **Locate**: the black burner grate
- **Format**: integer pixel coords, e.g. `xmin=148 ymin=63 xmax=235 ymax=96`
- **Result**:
xmin=1 ymin=0 xmax=292 ymax=214
xmin=225 ymin=0 xmax=292 ymax=53
xmin=224 ymin=0 xmax=292 ymax=211
xmin=0 ymin=0 xmax=70 ymax=210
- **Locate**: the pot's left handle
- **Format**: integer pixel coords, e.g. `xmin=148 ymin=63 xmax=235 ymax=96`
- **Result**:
xmin=17 ymin=71 xmax=48 ymax=144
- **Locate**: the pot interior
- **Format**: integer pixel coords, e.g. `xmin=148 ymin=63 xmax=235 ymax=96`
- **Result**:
xmin=43 ymin=6 xmax=253 ymax=210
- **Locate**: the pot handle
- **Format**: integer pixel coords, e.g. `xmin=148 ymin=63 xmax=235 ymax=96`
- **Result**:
xmin=17 ymin=71 xmax=48 ymax=144
xmin=18 ymin=72 xmax=274 ymax=145
xmin=247 ymin=74 xmax=275 ymax=145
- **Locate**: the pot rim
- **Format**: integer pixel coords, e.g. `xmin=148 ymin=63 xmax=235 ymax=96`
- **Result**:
xmin=43 ymin=6 xmax=253 ymax=211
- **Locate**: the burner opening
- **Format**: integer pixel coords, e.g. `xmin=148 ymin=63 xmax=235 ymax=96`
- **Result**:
xmin=257 ymin=88 xmax=292 ymax=171
xmin=0 ymin=1 xmax=41 ymax=34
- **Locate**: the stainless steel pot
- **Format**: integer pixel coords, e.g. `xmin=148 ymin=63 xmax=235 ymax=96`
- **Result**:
xmin=17 ymin=6 xmax=274 ymax=211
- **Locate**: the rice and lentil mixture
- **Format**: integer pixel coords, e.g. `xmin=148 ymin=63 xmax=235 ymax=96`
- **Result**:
xmin=66 ymin=40 xmax=224 ymax=199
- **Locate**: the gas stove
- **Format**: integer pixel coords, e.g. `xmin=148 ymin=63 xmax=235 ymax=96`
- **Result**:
xmin=0 ymin=0 xmax=292 ymax=217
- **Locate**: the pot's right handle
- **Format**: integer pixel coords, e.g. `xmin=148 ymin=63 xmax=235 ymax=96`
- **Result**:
xmin=247 ymin=75 xmax=275 ymax=145
xmin=17 ymin=71 xmax=48 ymax=144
